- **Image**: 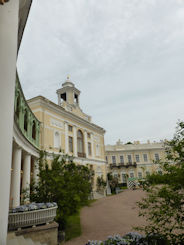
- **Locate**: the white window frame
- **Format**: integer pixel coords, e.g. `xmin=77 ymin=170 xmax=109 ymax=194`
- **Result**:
xmin=138 ymin=172 xmax=143 ymax=179
xmin=135 ymin=154 xmax=140 ymax=162
xmin=120 ymin=155 xmax=124 ymax=164
xmin=143 ymin=154 xmax=148 ymax=162
xmin=129 ymin=172 xmax=134 ymax=178
xmin=112 ymin=155 xmax=116 ymax=164
xmin=155 ymin=153 xmax=160 ymax=161
xmin=127 ymin=155 xmax=132 ymax=164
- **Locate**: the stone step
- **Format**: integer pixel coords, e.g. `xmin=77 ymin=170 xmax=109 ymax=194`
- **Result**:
xmin=25 ymin=238 xmax=35 ymax=245
xmin=34 ymin=242 xmax=41 ymax=245
xmin=7 ymin=236 xmax=47 ymax=245
xmin=16 ymin=236 xmax=27 ymax=245
xmin=7 ymin=239 xmax=19 ymax=245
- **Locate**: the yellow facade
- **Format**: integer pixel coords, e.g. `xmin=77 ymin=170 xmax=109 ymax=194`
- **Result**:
xmin=105 ymin=140 xmax=166 ymax=184
xmin=28 ymin=77 xmax=106 ymax=192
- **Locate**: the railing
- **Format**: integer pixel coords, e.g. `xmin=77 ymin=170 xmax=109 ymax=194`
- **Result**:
xmin=8 ymin=206 xmax=57 ymax=230
xmin=110 ymin=163 xmax=137 ymax=169
xmin=78 ymin=152 xmax=86 ymax=158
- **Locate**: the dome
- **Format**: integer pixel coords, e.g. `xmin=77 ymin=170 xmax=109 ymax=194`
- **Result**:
xmin=62 ymin=76 xmax=74 ymax=88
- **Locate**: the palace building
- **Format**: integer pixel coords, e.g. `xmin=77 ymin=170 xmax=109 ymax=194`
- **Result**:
xmin=105 ymin=140 xmax=166 ymax=185
xmin=28 ymin=77 xmax=106 ymax=194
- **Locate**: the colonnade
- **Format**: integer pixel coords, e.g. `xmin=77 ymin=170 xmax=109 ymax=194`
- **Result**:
xmin=64 ymin=121 xmax=94 ymax=158
xmin=10 ymin=143 xmax=39 ymax=208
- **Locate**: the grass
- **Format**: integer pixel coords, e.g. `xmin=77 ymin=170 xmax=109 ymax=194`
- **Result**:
xmin=64 ymin=199 xmax=96 ymax=241
xmin=65 ymin=210 xmax=81 ymax=241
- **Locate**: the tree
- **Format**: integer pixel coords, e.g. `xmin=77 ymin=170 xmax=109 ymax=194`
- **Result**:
xmin=136 ymin=121 xmax=184 ymax=244
xmin=96 ymin=176 xmax=106 ymax=192
xmin=30 ymin=151 xmax=94 ymax=229
xmin=107 ymin=173 xmax=119 ymax=193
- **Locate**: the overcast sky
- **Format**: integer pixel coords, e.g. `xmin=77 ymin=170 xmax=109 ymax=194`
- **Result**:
xmin=17 ymin=0 xmax=184 ymax=145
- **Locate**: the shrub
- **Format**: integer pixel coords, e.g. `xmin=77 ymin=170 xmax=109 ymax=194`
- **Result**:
xmin=29 ymin=151 xmax=94 ymax=229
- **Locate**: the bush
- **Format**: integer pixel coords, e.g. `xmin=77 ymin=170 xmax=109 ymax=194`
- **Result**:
xmin=136 ymin=121 xmax=184 ymax=244
xmin=29 ymin=151 xmax=94 ymax=229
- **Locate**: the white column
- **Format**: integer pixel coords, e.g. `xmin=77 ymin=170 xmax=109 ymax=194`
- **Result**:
xmin=11 ymin=147 xmax=22 ymax=208
xmin=22 ymin=154 xmax=31 ymax=203
xmin=84 ymin=131 xmax=88 ymax=158
xmin=64 ymin=122 xmax=69 ymax=154
xmin=33 ymin=158 xmax=39 ymax=186
xmin=73 ymin=126 xmax=77 ymax=157
xmin=0 ymin=1 xmax=19 ymax=243
xmin=91 ymin=133 xmax=94 ymax=158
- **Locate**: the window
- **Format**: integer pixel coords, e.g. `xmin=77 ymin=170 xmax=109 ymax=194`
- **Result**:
xmin=146 ymin=171 xmax=150 ymax=176
xmin=24 ymin=110 xmax=28 ymax=131
xmin=120 ymin=155 xmax=124 ymax=164
xmin=87 ymin=133 xmax=91 ymax=138
xmin=96 ymin=166 xmax=102 ymax=177
xmin=138 ymin=172 xmax=142 ymax=179
xmin=96 ymin=144 xmax=100 ymax=156
xmin=122 ymin=173 xmax=127 ymax=183
xmin=143 ymin=154 xmax=148 ymax=162
xmin=68 ymin=125 xmax=73 ymax=132
xmin=113 ymin=173 xmax=118 ymax=179
xmin=135 ymin=154 xmax=140 ymax=162
xmin=77 ymin=130 xmax=84 ymax=153
xmin=88 ymin=142 xmax=92 ymax=155
xmin=54 ymin=131 xmax=60 ymax=148
xmin=112 ymin=156 xmax=116 ymax=165
xmin=155 ymin=153 xmax=160 ymax=161
xmin=15 ymin=95 xmax=20 ymax=119
xmin=129 ymin=172 xmax=134 ymax=178
xmin=127 ymin=155 xmax=132 ymax=164
xmin=69 ymin=136 xmax=73 ymax=152
xmin=32 ymin=121 xmax=36 ymax=140
xmin=106 ymin=156 xmax=108 ymax=163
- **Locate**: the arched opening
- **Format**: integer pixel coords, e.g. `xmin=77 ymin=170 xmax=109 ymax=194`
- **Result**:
xmin=24 ymin=110 xmax=28 ymax=131
xmin=15 ymin=95 xmax=20 ymax=119
xmin=77 ymin=130 xmax=84 ymax=157
xmin=32 ymin=121 xmax=36 ymax=140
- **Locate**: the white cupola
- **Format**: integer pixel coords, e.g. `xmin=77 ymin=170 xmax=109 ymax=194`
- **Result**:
xmin=56 ymin=76 xmax=81 ymax=107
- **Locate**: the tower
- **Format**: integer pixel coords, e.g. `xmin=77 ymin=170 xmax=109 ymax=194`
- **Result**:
xmin=56 ymin=76 xmax=81 ymax=107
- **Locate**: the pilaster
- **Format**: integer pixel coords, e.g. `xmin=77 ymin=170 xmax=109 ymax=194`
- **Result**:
xmin=91 ymin=133 xmax=94 ymax=158
xmin=64 ymin=122 xmax=69 ymax=154
xmin=84 ymin=130 xmax=88 ymax=158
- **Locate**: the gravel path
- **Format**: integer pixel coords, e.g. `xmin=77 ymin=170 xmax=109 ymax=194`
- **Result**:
xmin=65 ymin=189 xmax=146 ymax=245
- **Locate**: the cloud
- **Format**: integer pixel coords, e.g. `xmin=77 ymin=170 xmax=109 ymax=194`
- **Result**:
xmin=17 ymin=0 xmax=184 ymax=144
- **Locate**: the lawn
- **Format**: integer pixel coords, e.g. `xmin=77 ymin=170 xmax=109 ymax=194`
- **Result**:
xmin=65 ymin=200 xmax=96 ymax=241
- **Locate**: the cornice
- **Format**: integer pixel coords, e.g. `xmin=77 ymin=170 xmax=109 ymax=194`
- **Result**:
xmin=13 ymin=121 xmax=40 ymax=158
xmin=28 ymin=96 xmax=106 ymax=134
xmin=105 ymin=145 xmax=164 ymax=153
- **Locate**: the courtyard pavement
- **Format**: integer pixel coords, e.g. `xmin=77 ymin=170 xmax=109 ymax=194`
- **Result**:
xmin=65 ymin=189 xmax=146 ymax=245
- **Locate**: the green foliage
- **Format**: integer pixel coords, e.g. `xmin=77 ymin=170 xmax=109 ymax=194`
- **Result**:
xmin=107 ymin=173 xmax=119 ymax=194
xmin=30 ymin=151 xmax=94 ymax=229
xmin=136 ymin=121 xmax=184 ymax=244
xmin=96 ymin=176 xmax=106 ymax=191
xmin=65 ymin=210 xmax=81 ymax=241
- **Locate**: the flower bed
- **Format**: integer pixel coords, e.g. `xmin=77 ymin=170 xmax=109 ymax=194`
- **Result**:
xmin=8 ymin=202 xmax=57 ymax=230
xmin=86 ymin=232 xmax=168 ymax=245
